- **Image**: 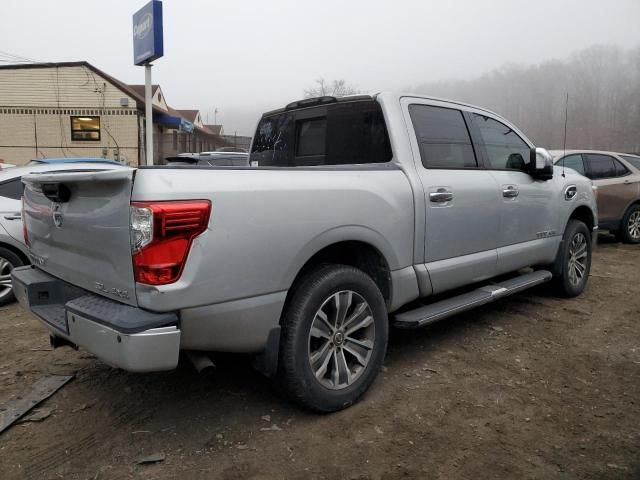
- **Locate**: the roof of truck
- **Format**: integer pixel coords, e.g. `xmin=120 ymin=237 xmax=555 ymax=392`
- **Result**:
xmin=261 ymin=92 xmax=505 ymax=121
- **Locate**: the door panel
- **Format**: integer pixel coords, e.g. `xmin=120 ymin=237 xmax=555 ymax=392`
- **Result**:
xmin=593 ymin=178 xmax=637 ymax=223
xmin=489 ymin=170 xmax=559 ymax=247
xmin=423 ymin=169 xmax=500 ymax=292
xmin=490 ymin=170 xmax=559 ymax=274
xmin=403 ymin=101 xmax=501 ymax=294
xmin=423 ymin=170 xmax=500 ymax=262
xmin=466 ymin=112 xmax=559 ymax=273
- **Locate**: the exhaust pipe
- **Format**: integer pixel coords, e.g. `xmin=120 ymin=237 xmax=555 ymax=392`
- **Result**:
xmin=186 ymin=351 xmax=216 ymax=375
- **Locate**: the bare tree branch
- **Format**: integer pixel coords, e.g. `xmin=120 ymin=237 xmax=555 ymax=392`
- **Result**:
xmin=304 ymin=78 xmax=360 ymax=98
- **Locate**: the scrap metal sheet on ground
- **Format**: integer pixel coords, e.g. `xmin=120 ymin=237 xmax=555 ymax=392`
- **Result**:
xmin=0 ymin=375 xmax=74 ymax=435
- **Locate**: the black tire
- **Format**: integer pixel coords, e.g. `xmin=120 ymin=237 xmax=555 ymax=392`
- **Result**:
xmin=0 ymin=247 xmax=23 ymax=306
xmin=551 ymin=219 xmax=592 ymax=297
xmin=277 ymin=264 xmax=388 ymax=412
xmin=618 ymin=204 xmax=640 ymax=244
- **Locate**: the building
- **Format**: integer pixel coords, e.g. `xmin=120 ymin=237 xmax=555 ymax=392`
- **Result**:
xmin=220 ymin=133 xmax=252 ymax=152
xmin=0 ymin=61 xmax=230 ymax=165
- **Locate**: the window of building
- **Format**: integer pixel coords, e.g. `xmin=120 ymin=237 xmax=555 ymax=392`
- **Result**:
xmin=409 ymin=105 xmax=478 ymax=169
xmin=70 ymin=116 xmax=100 ymax=141
xmin=470 ymin=114 xmax=530 ymax=172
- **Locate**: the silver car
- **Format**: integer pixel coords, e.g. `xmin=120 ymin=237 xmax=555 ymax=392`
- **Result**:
xmin=0 ymin=161 xmax=125 ymax=305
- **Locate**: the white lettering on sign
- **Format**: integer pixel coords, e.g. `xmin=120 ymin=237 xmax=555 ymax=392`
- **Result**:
xmin=133 ymin=13 xmax=153 ymax=40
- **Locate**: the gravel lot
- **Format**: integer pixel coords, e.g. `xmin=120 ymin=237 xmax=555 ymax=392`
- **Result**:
xmin=0 ymin=237 xmax=639 ymax=480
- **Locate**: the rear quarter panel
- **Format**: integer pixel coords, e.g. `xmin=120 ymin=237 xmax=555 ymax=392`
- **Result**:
xmin=132 ymin=167 xmax=415 ymax=312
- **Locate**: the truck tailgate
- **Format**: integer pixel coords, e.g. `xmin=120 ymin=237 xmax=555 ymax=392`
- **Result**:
xmin=22 ymin=168 xmax=138 ymax=306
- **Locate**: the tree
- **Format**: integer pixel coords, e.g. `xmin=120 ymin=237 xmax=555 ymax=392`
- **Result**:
xmin=304 ymin=78 xmax=360 ymax=98
xmin=412 ymin=44 xmax=640 ymax=153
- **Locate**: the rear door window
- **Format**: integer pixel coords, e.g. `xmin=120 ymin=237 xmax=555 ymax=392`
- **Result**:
xmin=250 ymin=100 xmax=392 ymax=166
xmin=585 ymin=154 xmax=617 ymax=179
xmin=408 ymin=105 xmax=477 ymax=169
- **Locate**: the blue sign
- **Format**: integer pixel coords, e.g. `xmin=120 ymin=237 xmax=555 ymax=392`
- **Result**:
xmin=132 ymin=0 xmax=163 ymax=65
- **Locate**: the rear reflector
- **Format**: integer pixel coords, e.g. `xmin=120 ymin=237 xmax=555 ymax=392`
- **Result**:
xmin=130 ymin=200 xmax=211 ymax=285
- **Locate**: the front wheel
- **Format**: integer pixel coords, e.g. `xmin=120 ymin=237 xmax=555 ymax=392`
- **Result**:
xmin=552 ymin=219 xmax=592 ymax=297
xmin=277 ymin=265 xmax=388 ymax=412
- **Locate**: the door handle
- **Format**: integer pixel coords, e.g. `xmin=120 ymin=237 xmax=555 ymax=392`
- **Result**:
xmin=502 ymin=186 xmax=519 ymax=198
xmin=4 ymin=214 xmax=21 ymax=220
xmin=429 ymin=189 xmax=453 ymax=203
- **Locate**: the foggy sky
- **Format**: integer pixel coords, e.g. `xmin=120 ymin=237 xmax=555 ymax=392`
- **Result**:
xmin=2 ymin=0 xmax=640 ymax=135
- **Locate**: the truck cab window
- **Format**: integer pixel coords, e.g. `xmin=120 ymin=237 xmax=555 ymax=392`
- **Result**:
xmin=250 ymin=100 xmax=392 ymax=167
xmin=409 ymin=105 xmax=477 ymax=169
xmin=470 ymin=114 xmax=530 ymax=172
xmin=296 ymin=118 xmax=326 ymax=157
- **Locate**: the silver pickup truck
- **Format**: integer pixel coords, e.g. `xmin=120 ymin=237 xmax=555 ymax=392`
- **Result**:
xmin=13 ymin=93 xmax=597 ymax=412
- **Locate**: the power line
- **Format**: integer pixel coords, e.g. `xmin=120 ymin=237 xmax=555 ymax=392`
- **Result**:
xmin=0 ymin=50 xmax=38 ymax=63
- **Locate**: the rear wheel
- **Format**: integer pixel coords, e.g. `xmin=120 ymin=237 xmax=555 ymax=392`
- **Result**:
xmin=0 ymin=247 xmax=23 ymax=306
xmin=552 ymin=219 xmax=591 ymax=297
xmin=277 ymin=265 xmax=388 ymax=412
xmin=619 ymin=204 xmax=640 ymax=244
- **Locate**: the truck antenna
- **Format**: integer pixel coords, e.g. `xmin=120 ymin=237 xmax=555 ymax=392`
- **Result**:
xmin=562 ymin=92 xmax=569 ymax=178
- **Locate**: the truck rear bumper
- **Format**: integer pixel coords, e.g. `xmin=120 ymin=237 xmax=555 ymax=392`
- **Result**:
xmin=12 ymin=266 xmax=180 ymax=372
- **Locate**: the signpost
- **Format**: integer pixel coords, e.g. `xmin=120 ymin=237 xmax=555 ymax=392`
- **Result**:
xmin=133 ymin=0 xmax=163 ymax=166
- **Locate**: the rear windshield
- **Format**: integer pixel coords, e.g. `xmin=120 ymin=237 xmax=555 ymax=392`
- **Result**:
xmin=250 ymin=100 xmax=392 ymax=166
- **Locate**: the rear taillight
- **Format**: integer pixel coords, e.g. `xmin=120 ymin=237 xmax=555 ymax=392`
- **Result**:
xmin=130 ymin=200 xmax=211 ymax=285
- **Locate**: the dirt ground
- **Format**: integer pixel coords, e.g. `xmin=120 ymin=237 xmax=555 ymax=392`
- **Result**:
xmin=0 ymin=236 xmax=639 ymax=480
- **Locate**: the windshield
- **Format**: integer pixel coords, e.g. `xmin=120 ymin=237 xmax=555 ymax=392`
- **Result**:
xmin=250 ymin=100 xmax=392 ymax=167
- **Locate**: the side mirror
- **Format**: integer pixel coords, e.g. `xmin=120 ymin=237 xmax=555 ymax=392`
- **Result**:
xmin=530 ymin=147 xmax=554 ymax=180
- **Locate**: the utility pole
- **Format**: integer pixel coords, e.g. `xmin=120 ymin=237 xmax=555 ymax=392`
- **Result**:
xmin=144 ymin=63 xmax=153 ymax=166
xmin=133 ymin=0 xmax=163 ymax=166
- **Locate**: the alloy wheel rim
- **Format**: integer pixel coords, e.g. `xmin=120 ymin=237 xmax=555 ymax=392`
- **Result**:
xmin=628 ymin=211 xmax=640 ymax=240
xmin=0 ymin=257 xmax=13 ymax=299
xmin=567 ymin=232 xmax=588 ymax=286
xmin=308 ymin=290 xmax=375 ymax=390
